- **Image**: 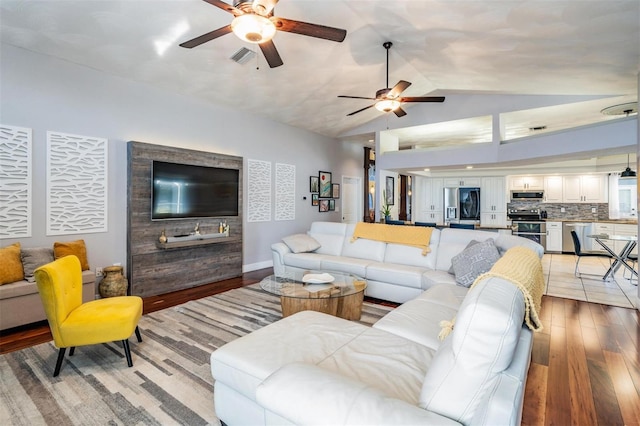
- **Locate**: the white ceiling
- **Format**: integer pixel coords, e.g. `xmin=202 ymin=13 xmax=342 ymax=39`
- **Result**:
xmin=1 ymin=0 xmax=638 ymax=152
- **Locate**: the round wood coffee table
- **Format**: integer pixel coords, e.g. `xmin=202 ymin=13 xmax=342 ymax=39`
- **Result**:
xmin=259 ymin=270 xmax=367 ymax=320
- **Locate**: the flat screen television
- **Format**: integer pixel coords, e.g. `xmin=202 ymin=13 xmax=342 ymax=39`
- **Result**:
xmin=151 ymin=160 xmax=239 ymax=220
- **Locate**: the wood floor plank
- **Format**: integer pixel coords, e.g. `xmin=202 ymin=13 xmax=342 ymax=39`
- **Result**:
xmin=545 ymin=324 xmax=571 ymax=425
xmin=603 ymin=350 xmax=640 ymax=426
xmin=566 ymin=314 xmax=598 ymax=425
xmin=522 ymin=363 xmax=547 ymax=426
xmin=550 ymin=297 xmax=566 ymax=328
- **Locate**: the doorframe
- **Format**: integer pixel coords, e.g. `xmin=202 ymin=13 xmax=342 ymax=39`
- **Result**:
xmin=341 ymin=175 xmax=362 ymax=224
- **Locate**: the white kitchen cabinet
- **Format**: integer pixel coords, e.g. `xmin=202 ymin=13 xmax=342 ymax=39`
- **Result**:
xmin=443 ymin=177 xmax=481 ymax=188
xmin=509 ymin=176 xmax=544 ymax=191
xmin=480 ymin=177 xmax=507 ymax=227
xmin=546 ymin=221 xmax=563 ymax=252
xmin=563 ymin=175 xmax=608 ymax=203
xmin=543 ymin=176 xmax=563 ymax=202
xmin=413 ymin=177 xmax=444 ymax=225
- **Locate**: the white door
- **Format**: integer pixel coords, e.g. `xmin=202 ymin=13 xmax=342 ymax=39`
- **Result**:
xmin=342 ymin=176 xmax=362 ymax=223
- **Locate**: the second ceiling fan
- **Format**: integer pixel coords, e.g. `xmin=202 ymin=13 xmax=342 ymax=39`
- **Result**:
xmin=339 ymin=42 xmax=445 ymax=117
xmin=179 ymin=0 xmax=347 ymax=68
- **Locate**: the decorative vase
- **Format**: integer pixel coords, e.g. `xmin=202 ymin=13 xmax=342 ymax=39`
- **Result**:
xmin=99 ymin=265 xmax=128 ymax=298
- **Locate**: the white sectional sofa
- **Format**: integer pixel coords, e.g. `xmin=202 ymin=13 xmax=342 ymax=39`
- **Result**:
xmin=210 ymin=253 xmax=542 ymax=425
xmin=271 ymin=221 xmax=543 ymax=303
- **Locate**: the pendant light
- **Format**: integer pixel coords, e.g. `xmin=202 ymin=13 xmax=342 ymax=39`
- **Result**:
xmin=621 ymin=154 xmax=636 ymax=177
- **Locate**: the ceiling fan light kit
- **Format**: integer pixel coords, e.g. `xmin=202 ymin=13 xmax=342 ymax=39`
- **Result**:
xmin=231 ymin=14 xmax=276 ymax=43
xmin=375 ymin=99 xmax=401 ymax=112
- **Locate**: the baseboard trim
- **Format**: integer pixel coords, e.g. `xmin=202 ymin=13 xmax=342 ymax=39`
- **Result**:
xmin=243 ymin=260 xmax=273 ymax=273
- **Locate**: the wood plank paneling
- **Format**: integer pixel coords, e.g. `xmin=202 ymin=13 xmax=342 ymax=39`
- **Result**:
xmin=127 ymin=142 xmax=243 ymax=298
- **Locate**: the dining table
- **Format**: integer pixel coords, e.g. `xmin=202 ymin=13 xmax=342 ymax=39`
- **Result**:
xmin=587 ymin=234 xmax=637 ymax=281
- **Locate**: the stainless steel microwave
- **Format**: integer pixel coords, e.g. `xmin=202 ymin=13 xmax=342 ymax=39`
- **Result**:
xmin=510 ymin=190 xmax=544 ymax=201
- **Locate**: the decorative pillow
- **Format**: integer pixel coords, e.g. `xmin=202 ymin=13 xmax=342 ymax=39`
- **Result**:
xmin=282 ymin=234 xmax=321 ymax=254
xmin=448 ymin=240 xmax=481 ymax=275
xmin=0 ymin=243 xmax=24 ymax=285
xmin=450 ymin=238 xmax=500 ymax=287
xmin=21 ymin=247 xmax=55 ymax=283
xmin=53 ymin=239 xmax=90 ymax=271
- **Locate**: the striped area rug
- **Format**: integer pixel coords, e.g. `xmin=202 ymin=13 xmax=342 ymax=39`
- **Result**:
xmin=0 ymin=284 xmax=393 ymax=425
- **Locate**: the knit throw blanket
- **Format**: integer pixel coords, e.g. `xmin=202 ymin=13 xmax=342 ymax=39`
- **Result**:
xmin=472 ymin=245 xmax=545 ymax=331
xmin=350 ymin=222 xmax=433 ymax=255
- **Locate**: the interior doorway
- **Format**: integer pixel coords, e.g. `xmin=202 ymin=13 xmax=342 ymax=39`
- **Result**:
xmin=341 ymin=176 xmax=362 ymax=223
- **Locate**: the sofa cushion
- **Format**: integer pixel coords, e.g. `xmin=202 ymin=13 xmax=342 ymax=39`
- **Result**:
xmin=341 ymin=226 xmax=386 ymax=262
xmin=435 ymin=228 xmax=501 ymax=271
xmin=308 ymin=222 xmax=347 ymax=256
xmin=450 ymin=238 xmax=501 ymax=287
xmin=283 ymin=252 xmax=327 ymax=270
xmin=53 ymin=239 xmax=90 ymax=271
xmin=21 ymin=247 xmax=55 ymax=283
xmin=422 ymin=269 xmax=458 ymax=289
xmin=383 ymin=228 xmax=440 ymax=269
xmin=0 ymin=243 xmax=24 ymax=285
xmin=320 ymin=256 xmax=371 ymax=277
xmin=419 ymin=277 xmax=526 ymax=425
xmin=365 ymin=262 xmax=425 ymax=289
xmin=281 ymin=234 xmax=320 ymax=253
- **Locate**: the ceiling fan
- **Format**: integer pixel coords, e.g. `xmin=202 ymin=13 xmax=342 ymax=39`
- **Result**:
xmin=179 ymin=0 xmax=347 ymax=68
xmin=338 ymin=42 xmax=445 ymax=117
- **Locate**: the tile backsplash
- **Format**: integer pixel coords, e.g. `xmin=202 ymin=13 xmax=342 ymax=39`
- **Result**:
xmin=507 ymin=202 xmax=609 ymax=221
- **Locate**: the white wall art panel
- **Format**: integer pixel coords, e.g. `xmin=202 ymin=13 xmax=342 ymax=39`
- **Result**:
xmin=247 ymin=159 xmax=271 ymax=222
xmin=275 ymin=163 xmax=295 ymax=221
xmin=46 ymin=131 xmax=108 ymax=235
xmin=0 ymin=125 xmax=32 ymax=239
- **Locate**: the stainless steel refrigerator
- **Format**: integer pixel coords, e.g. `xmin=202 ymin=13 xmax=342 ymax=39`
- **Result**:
xmin=444 ymin=187 xmax=481 ymax=224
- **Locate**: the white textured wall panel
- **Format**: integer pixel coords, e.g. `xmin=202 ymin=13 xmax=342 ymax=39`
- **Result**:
xmin=46 ymin=131 xmax=108 ymax=235
xmin=247 ymin=159 xmax=271 ymax=222
xmin=275 ymin=163 xmax=295 ymax=221
xmin=0 ymin=125 xmax=32 ymax=239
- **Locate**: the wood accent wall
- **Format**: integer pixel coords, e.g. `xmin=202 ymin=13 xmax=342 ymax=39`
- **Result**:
xmin=127 ymin=142 xmax=243 ymax=298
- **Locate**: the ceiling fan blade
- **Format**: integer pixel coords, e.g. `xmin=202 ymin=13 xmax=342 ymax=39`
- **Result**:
xmin=180 ymin=25 xmax=232 ymax=48
xmin=399 ymin=96 xmax=446 ymax=103
xmin=202 ymin=0 xmax=243 ymax=16
xmin=271 ymin=17 xmax=347 ymax=42
xmin=347 ymin=104 xmax=375 ymax=116
xmin=393 ymin=107 xmax=407 ymax=117
xmin=338 ymin=95 xmax=377 ymax=100
xmin=388 ymin=80 xmax=411 ymax=99
xmin=259 ymin=40 xmax=284 ymax=68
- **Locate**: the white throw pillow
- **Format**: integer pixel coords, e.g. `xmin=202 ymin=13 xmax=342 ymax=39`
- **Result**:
xmin=450 ymin=238 xmax=500 ymax=287
xmin=282 ymin=234 xmax=321 ymax=254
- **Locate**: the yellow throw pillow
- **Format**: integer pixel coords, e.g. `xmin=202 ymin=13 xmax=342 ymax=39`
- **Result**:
xmin=0 ymin=243 xmax=24 ymax=285
xmin=53 ymin=239 xmax=90 ymax=271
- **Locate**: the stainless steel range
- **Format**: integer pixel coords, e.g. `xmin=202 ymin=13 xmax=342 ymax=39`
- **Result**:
xmin=508 ymin=208 xmax=546 ymax=247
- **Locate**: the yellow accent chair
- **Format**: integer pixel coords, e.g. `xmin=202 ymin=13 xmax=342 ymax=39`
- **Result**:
xmin=35 ymin=255 xmax=143 ymax=377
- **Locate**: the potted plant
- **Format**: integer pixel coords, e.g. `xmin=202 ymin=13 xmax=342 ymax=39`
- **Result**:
xmin=380 ymin=191 xmax=392 ymax=222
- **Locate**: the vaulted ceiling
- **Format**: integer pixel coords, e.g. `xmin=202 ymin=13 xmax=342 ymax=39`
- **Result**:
xmin=1 ymin=0 xmax=638 ymax=151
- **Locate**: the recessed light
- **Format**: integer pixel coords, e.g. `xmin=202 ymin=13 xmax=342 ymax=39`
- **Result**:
xmin=424 ymin=168 xmax=430 ymax=172
xmin=466 ymin=166 xmax=473 ymax=169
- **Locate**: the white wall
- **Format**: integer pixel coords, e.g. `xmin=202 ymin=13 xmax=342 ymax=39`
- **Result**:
xmin=1 ymin=44 xmax=359 ymax=273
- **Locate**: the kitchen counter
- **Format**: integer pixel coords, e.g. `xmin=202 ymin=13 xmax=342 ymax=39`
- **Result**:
xmin=555 ymin=219 xmax=638 ymax=225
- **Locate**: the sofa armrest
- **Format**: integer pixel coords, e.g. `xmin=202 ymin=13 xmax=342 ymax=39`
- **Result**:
xmin=271 ymin=242 xmax=291 ymax=276
xmin=256 ymin=363 xmax=460 ymax=425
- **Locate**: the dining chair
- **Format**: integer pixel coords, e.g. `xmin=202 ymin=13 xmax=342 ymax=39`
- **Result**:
xmin=623 ymin=253 xmax=637 ymax=283
xmin=35 ymin=255 xmax=143 ymax=376
xmin=414 ymin=222 xmax=437 ymax=227
xmin=385 ymin=219 xmax=406 ymax=226
xmin=570 ymin=230 xmax=613 ymax=277
xmin=449 ymin=223 xmax=475 ymax=230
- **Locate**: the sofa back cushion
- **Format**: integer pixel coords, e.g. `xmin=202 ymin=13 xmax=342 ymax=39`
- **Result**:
xmin=383 ymin=228 xmax=440 ymax=269
xmin=435 ymin=228 xmax=502 ymax=271
xmin=418 ymin=276 xmax=525 ymax=425
xmin=308 ymin=222 xmax=348 ymax=256
xmin=340 ymin=224 xmax=386 ymax=261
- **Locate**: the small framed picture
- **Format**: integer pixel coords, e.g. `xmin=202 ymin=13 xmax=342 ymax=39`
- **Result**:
xmin=319 ymin=199 xmax=329 ymax=212
xmin=329 ymin=199 xmax=335 ymax=211
xmin=319 ymin=171 xmax=332 ymax=198
xmin=310 ymin=176 xmax=319 ymax=193
xmin=385 ymin=176 xmax=395 ymax=205
xmin=332 ymin=184 xmax=340 ymax=199
xmin=311 ymin=193 xmax=319 ymax=206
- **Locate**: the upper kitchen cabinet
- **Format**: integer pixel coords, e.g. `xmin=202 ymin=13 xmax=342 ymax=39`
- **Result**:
xmin=543 ymin=176 xmax=563 ymax=203
xmin=562 ymin=175 xmax=608 ymax=203
xmin=443 ymin=177 xmax=481 ymax=188
xmin=509 ymin=176 xmax=544 ymax=191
